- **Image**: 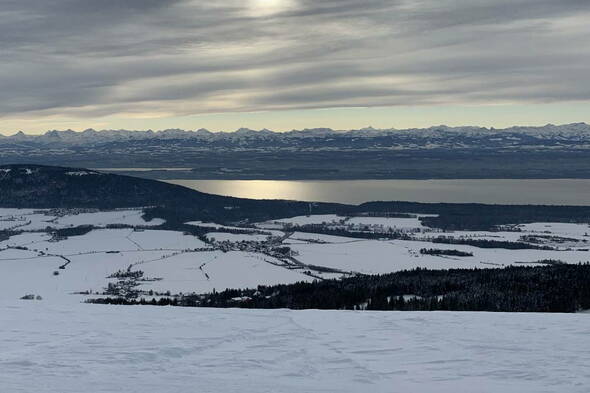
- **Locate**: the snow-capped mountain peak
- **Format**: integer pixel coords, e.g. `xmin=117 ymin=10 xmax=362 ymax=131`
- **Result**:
xmin=0 ymin=122 xmax=588 ymax=147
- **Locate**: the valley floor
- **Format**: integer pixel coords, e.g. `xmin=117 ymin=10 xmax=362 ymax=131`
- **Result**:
xmin=1 ymin=302 xmax=588 ymax=393
xmin=2 ymin=208 xmax=590 ymax=303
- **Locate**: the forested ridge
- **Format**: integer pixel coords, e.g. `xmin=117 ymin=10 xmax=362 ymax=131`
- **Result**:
xmin=0 ymin=165 xmax=349 ymax=223
xmin=4 ymin=165 xmax=590 ymax=231
xmin=360 ymin=201 xmax=590 ymax=230
xmin=90 ymin=264 xmax=590 ymax=313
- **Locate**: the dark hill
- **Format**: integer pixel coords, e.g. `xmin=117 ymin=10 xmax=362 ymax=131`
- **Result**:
xmin=0 ymin=164 xmax=351 ymax=223
xmin=2 ymin=164 xmax=590 ymax=230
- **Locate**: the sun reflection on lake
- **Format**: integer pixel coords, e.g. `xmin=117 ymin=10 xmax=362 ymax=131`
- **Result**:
xmin=163 ymin=179 xmax=590 ymax=205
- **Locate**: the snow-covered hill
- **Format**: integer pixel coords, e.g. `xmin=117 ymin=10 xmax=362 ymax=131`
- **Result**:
xmin=1 ymin=302 xmax=588 ymax=393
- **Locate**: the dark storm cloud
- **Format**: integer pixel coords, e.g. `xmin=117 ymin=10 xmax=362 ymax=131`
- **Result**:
xmin=1 ymin=0 xmax=589 ymax=119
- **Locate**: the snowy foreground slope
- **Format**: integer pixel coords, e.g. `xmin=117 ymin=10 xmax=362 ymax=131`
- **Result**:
xmin=1 ymin=302 xmax=589 ymax=393
xmin=2 ymin=208 xmax=590 ymax=392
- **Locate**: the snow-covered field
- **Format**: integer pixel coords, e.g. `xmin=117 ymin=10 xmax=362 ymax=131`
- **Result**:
xmin=2 ymin=209 xmax=590 ymax=301
xmin=262 ymin=214 xmax=343 ymax=226
xmin=0 ymin=208 xmax=164 ymax=231
xmin=1 ymin=302 xmax=588 ymax=393
xmin=290 ymin=238 xmax=590 ymax=274
xmin=2 ymin=209 xmax=590 ymax=392
xmin=138 ymin=251 xmax=312 ymax=294
xmin=346 ymin=215 xmax=429 ymax=230
xmin=0 ymin=227 xmax=311 ymax=302
xmin=518 ymin=222 xmax=590 ymax=237
xmin=260 ymin=214 xmax=435 ymax=232
xmin=206 ymin=232 xmax=271 ymax=243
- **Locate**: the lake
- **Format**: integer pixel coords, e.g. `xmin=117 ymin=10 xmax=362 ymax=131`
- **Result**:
xmin=162 ymin=179 xmax=590 ymax=205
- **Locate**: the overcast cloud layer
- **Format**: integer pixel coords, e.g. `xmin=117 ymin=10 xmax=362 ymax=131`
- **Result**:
xmin=1 ymin=0 xmax=589 ymax=124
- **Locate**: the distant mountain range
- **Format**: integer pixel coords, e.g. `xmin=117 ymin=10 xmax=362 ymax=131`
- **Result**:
xmin=1 ymin=123 xmax=589 ymax=148
xmin=2 ymin=124 xmax=590 ymax=180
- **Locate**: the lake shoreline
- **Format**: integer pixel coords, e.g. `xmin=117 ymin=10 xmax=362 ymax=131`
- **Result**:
xmin=159 ymin=178 xmax=590 ymax=206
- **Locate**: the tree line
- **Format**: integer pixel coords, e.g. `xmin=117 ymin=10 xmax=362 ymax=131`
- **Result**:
xmin=89 ymin=264 xmax=590 ymax=313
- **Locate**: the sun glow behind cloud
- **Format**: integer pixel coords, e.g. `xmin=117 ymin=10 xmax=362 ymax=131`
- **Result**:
xmin=0 ymin=0 xmax=589 ymax=133
xmin=247 ymin=0 xmax=297 ymax=17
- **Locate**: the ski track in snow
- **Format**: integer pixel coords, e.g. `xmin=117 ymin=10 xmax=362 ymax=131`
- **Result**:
xmin=0 ymin=302 xmax=589 ymax=393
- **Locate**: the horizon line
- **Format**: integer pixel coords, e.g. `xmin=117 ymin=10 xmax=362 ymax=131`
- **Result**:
xmin=1 ymin=121 xmax=589 ymax=137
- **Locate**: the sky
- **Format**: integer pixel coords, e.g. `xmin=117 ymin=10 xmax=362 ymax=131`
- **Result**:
xmin=1 ymin=0 xmax=589 ymax=134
